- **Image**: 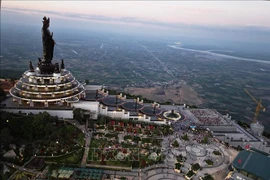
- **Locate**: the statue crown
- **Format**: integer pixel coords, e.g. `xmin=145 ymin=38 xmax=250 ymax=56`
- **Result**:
xmin=43 ymin=16 xmax=50 ymax=25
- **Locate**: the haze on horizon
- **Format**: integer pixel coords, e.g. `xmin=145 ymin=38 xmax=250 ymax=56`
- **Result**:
xmin=2 ymin=1 xmax=270 ymax=28
xmin=1 ymin=1 xmax=270 ymax=59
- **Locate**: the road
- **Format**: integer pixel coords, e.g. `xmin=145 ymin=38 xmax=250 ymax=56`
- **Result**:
xmin=139 ymin=44 xmax=175 ymax=77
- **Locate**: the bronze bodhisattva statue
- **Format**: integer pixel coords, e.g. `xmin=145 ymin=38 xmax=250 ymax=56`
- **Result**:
xmin=42 ymin=16 xmax=55 ymax=63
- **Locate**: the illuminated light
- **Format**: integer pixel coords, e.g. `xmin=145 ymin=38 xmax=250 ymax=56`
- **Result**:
xmin=6 ymin=120 xmax=9 ymax=123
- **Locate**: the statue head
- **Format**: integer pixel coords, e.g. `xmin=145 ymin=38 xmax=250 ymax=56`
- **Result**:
xmin=42 ymin=16 xmax=50 ymax=29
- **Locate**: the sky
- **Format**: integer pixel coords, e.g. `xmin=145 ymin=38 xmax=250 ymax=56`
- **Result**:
xmin=2 ymin=1 xmax=270 ymax=28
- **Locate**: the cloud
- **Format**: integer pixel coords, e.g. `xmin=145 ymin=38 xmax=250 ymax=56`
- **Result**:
xmin=2 ymin=6 xmax=270 ymax=32
xmin=173 ymin=6 xmax=228 ymax=14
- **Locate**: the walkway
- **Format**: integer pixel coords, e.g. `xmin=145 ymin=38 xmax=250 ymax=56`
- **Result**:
xmin=60 ymin=119 xmax=93 ymax=167
xmin=81 ymin=132 xmax=92 ymax=167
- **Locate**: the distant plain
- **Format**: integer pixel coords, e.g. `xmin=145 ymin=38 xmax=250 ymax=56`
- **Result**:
xmin=1 ymin=10 xmax=270 ymax=131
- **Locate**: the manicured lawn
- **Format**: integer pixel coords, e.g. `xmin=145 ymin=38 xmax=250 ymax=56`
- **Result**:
xmin=45 ymin=149 xmax=83 ymax=165
xmin=77 ymin=133 xmax=85 ymax=147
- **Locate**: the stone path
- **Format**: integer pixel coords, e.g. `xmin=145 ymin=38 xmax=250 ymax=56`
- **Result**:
xmin=133 ymin=169 xmax=185 ymax=180
xmin=81 ymin=132 xmax=92 ymax=167
xmin=61 ymin=119 xmax=93 ymax=168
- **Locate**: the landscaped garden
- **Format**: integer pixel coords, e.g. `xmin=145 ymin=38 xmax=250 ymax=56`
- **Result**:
xmin=12 ymin=171 xmax=35 ymax=180
xmin=87 ymin=117 xmax=168 ymax=168
xmin=45 ymin=148 xmax=84 ymax=165
xmin=0 ymin=111 xmax=85 ymax=166
xmin=94 ymin=116 xmax=174 ymax=137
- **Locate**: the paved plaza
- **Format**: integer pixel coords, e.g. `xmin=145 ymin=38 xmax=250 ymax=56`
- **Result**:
xmin=134 ymin=124 xmax=239 ymax=180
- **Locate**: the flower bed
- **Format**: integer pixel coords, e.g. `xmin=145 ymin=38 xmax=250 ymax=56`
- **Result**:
xmin=191 ymin=163 xmax=201 ymax=171
xmin=202 ymin=174 xmax=214 ymax=180
xmin=205 ymin=159 xmax=213 ymax=166
xmin=185 ymin=170 xmax=195 ymax=179
xmin=213 ymin=150 xmax=221 ymax=156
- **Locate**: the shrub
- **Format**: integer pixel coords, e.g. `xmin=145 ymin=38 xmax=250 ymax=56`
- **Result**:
xmin=205 ymin=159 xmax=213 ymax=166
xmin=186 ymin=170 xmax=195 ymax=177
xmin=172 ymin=140 xmax=179 ymax=148
xmin=213 ymin=150 xmax=221 ymax=156
xmin=191 ymin=163 xmax=200 ymax=171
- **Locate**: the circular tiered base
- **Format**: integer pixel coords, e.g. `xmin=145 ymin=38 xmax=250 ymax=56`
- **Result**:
xmin=10 ymin=69 xmax=85 ymax=107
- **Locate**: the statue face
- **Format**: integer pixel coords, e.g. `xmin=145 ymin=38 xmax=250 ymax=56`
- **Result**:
xmin=42 ymin=17 xmax=50 ymax=29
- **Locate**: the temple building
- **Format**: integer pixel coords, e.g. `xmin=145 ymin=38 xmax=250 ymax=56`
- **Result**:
xmin=9 ymin=16 xmax=85 ymax=107
xmin=3 ymin=17 xmax=270 ymax=155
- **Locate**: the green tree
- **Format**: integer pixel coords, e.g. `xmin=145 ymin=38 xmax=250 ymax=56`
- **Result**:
xmin=0 ymin=87 xmax=5 ymax=95
xmin=0 ymin=127 xmax=11 ymax=146
xmin=172 ymin=140 xmax=179 ymax=148
xmin=21 ymin=119 xmax=34 ymax=140
xmin=73 ymin=108 xmax=83 ymax=121
xmin=202 ymin=136 xmax=209 ymax=144
xmin=182 ymin=134 xmax=189 ymax=141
